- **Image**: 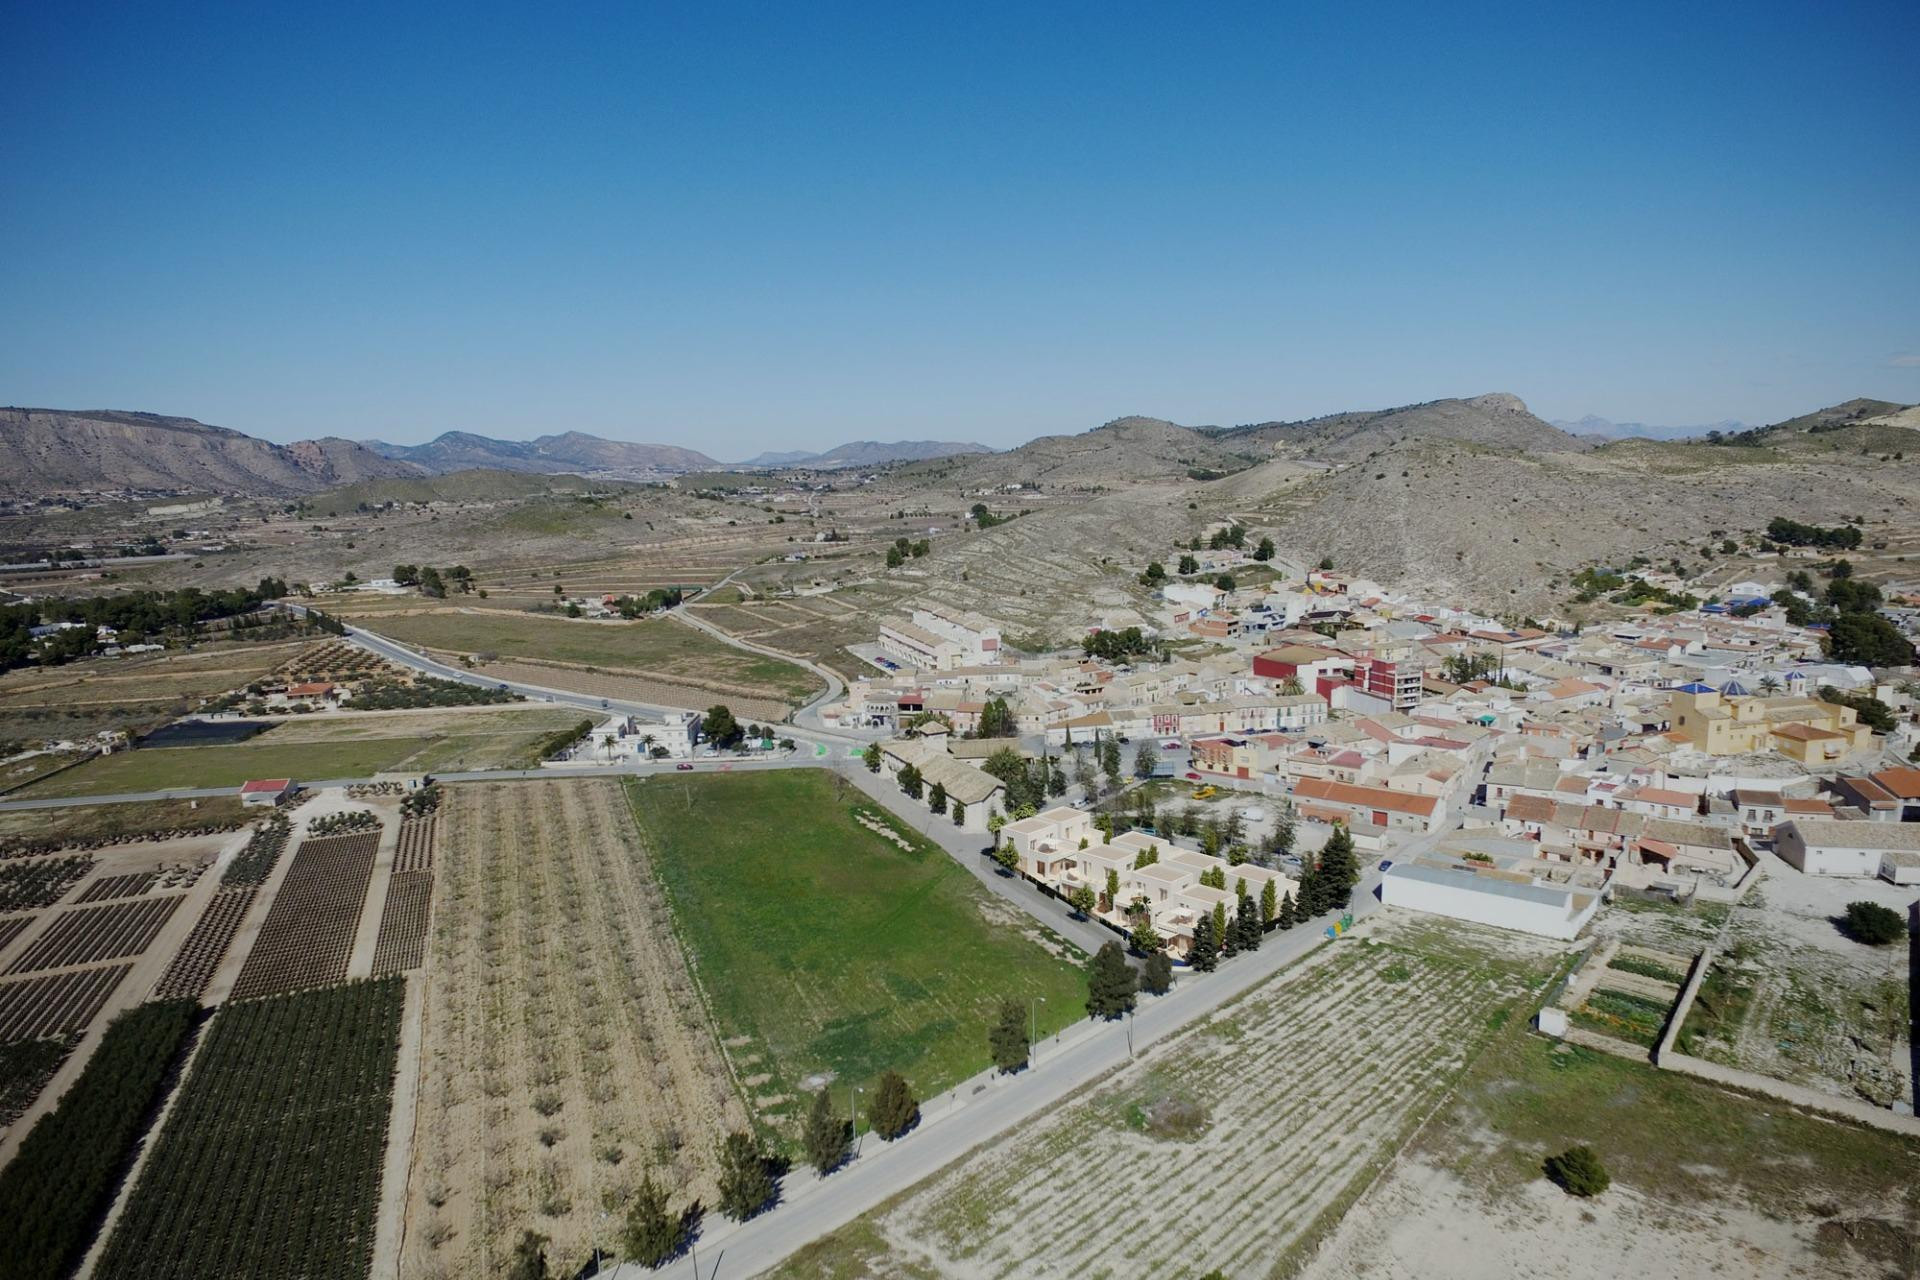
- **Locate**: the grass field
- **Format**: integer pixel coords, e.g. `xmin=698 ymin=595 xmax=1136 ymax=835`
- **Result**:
xmin=337 ymin=608 xmax=822 ymax=701
xmin=19 ymin=707 xmax=587 ymax=796
xmin=627 ymin=770 xmax=1086 ymax=1125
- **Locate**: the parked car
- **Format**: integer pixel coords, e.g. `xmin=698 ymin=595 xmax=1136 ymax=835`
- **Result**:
xmin=1161 ymin=740 xmax=1182 ymax=750
xmin=675 ymin=762 xmax=694 ymax=771
xmin=1377 ymin=859 xmax=1393 ymax=872
xmin=1185 ymin=771 xmax=1201 ymax=781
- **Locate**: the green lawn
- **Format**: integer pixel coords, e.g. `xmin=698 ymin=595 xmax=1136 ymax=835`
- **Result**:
xmin=627 ymin=770 xmax=1086 ymax=1123
xmin=344 ymin=609 xmax=821 ymax=700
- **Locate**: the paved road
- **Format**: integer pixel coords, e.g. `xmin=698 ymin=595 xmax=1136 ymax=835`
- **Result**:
xmin=609 ymin=853 xmax=1405 ymax=1280
xmin=669 ymin=598 xmax=857 ymax=738
xmin=288 ymin=603 xmax=872 ymax=749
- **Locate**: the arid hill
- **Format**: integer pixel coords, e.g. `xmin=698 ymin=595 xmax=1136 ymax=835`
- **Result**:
xmin=896 ymin=415 xmax=1263 ymax=490
xmin=0 ymin=408 xmax=419 ymax=497
xmin=1213 ymin=392 xmax=1586 ymax=462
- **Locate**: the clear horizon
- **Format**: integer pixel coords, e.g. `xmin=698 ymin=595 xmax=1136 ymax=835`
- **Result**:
xmin=3 ymin=2 xmax=1916 ymax=452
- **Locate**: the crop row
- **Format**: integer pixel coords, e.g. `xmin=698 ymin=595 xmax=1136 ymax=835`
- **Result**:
xmin=393 ymin=816 xmax=435 ymax=873
xmin=370 ymin=871 xmax=431 ymax=975
xmin=0 ymin=914 xmax=34 ymax=952
xmin=0 ymin=965 xmax=133 ymax=1042
xmin=96 ymin=979 xmax=406 ymax=1280
xmin=0 ymin=856 xmax=95 ymax=911
xmin=6 ymin=896 xmax=183 ymax=975
xmin=0 ymin=999 xmax=200 ymax=1280
xmin=75 ymin=870 xmax=160 ymax=904
xmin=152 ymin=888 xmax=259 ymax=1000
xmin=0 ymin=1032 xmax=76 ymax=1127
xmin=221 ymin=816 xmax=291 ymax=887
xmin=0 ymin=823 xmax=244 ymax=861
xmin=229 ymin=833 xmax=378 ymax=1001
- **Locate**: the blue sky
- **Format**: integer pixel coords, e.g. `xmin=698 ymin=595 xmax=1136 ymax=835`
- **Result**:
xmin=3 ymin=1 xmax=1917 ymax=455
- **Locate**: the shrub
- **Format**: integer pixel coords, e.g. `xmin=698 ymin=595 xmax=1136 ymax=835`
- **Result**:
xmin=1841 ymin=901 xmax=1905 ymax=946
xmin=1544 ymin=1144 xmax=1611 ymax=1197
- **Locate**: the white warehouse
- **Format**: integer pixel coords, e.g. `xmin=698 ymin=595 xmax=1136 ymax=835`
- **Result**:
xmin=1382 ymin=857 xmax=1603 ymax=940
xmin=1774 ymin=819 xmax=1920 ymax=884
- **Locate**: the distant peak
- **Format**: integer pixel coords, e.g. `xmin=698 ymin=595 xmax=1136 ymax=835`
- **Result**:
xmin=1465 ymin=392 xmax=1530 ymax=414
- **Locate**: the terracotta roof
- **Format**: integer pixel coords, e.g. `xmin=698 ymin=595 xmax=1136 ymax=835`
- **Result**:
xmin=1294 ymin=777 xmax=1437 ymax=817
xmin=1869 ymin=767 xmax=1920 ymax=800
xmin=239 ymin=778 xmax=292 ymax=793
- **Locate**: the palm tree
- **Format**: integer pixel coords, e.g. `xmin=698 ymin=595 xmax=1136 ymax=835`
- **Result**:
xmin=1758 ymin=676 xmax=1783 ymax=695
xmin=639 ymin=733 xmax=656 ymax=759
xmin=602 ymin=733 xmax=617 ymax=761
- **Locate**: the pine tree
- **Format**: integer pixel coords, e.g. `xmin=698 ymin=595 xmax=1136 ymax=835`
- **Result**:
xmin=951 ymin=799 xmax=966 ymax=826
xmin=1190 ymin=913 xmax=1219 ymax=972
xmin=1085 ymin=941 xmax=1138 ymax=1019
xmin=802 ymin=1088 xmax=851 ymax=1175
xmin=868 ymin=1071 xmax=920 ymax=1140
xmin=623 ymin=1174 xmax=681 ymax=1267
xmin=989 ymin=998 xmax=1029 ymax=1073
xmin=1296 ymin=860 xmax=1320 ymax=918
xmin=1278 ymin=891 xmax=1296 ymax=930
xmin=928 ymin=781 xmax=947 ymax=814
xmin=506 ymin=1230 xmax=549 ymax=1280
xmin=1142 ymin=948 xmax=1173 ymax=995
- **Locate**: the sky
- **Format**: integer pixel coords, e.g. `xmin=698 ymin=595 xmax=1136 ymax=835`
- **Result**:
xmin=3 ymin=1 xmax=1917 ymax=456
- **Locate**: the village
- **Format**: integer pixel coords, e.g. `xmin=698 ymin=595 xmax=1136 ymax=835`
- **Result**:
xmin=826 ymin=535 xmax=1918 ymax=967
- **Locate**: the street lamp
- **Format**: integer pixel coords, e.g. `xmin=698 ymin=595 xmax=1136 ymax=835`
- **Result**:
xmin=1029 ymin=995 xmax=1046 ymax=1065
xmin=849 ymin=1083 xmax=864 ymax=1158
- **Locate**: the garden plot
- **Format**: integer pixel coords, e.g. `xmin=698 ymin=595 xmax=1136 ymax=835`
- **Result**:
xmin=404 ymin=779 xmax=750 ymax=1280
xmin=828 ymin=918 xmax=1561 ymax=1280
xmin=1675 ymin=878 xmax=1912 ymax=1109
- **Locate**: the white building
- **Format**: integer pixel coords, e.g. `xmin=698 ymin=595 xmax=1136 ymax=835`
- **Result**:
xmin=1381 ymin=856 xmax=1603 ymax=940
xmin=878 ymin=605 xmax=1003 ymax=671
xmin=1775 ymin=819 xmax=1920 ymax=883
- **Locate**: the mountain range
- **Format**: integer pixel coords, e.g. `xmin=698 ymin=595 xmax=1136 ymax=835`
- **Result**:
xmin=1549 ymin=415 xmax=1750 ymax=440
xmin=360 ymin=431 xmax=719 ymax=476
xmin=737 ymin=440 xmax=993 ymax=469
xmin=0 ymin=407 xmax=416 ymax=498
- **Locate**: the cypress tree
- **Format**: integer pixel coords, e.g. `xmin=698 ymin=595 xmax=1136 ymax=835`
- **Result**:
xmin=717 ymin=1129 xmax=775 ymax=1220
xmin=1085 ymin=941 xmax=1138 ymax=1019
xmin=802 ymin=1088 xmax=851 ymax=1175
xmin=1190 ymin=913 xmax=1219 ymax=972
xmin=1142 ymin=948 xmax=1173 ymax=995
xmin=1212 ymin=900 xmax=1229 ymax=951
xmin=1260 ymin=879 xmax=1277 ymax=925
xmin=868 ymin=1071 xmax=920 ymax=1140
xmin=989 ymin=998 xmax=1029 ymax=1073
xmin=1235 ymin=895 xmax=1262 ymax=952
xmin=623 ymin=1175 xmax=680 ymax=1267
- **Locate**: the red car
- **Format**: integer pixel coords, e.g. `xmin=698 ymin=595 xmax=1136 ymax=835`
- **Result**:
xmin=675 ymin=762 xmax=694 ymax=771
xmin=1185 ymin=771 xmax=1201 ymax=781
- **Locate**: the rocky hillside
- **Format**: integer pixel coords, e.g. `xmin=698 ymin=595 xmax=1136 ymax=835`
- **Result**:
xmin=363 ymin=430 xmax=717 ymax=475
xmin=0 ymin=408 xmax=419 ymax=497
xmin=1230 ymin=427 xmax=1920 ymax=614
xmin=898 ymin=415 xmax=1263 ymax=489
xmin=1215 ymin=393 xmax=1585 ymax=463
